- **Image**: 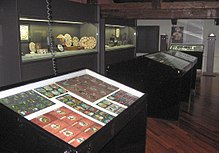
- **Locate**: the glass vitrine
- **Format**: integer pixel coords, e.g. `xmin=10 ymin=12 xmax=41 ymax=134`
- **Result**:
xmin=146 ymin=52 xmax=192 ymax=74
xmin=20 ymin=18 xmax=98 ymax=62
xmin=169 ymin=43 xmax=204 ymax=52
xmin=105 ymin=24 xmax=136 ymax=51
xmin=169 ymin=43 xmax=204 ymax=69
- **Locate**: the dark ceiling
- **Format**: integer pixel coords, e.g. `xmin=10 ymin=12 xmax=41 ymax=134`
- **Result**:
xmin=99 ymin=0 xmax=219 ymax=19
xmin=154 ymin=0 xmax=218 ymax=1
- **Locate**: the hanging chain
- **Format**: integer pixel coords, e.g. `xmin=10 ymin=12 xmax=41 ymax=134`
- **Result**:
xmin=46 ymin=0 xmax=57 ymax=76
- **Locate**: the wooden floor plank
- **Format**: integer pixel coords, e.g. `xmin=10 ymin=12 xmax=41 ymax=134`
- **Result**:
xmin=146 ymin=74 xmax=219 ymax=153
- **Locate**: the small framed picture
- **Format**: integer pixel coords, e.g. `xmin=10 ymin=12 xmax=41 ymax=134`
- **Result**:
xmin=171 ymin=26 xmax=184 ymax=43
xmin=20 ymin=24 xmax=29 ymax=42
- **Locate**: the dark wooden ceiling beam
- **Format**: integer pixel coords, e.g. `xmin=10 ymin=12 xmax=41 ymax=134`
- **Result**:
xmin=161 ymin=1 xmax=219 ymax=9
xmin=100 ymin=1 xmax=219 ymax=19
xmin=101 ymin=8 xmax=219 ymax=19
xmin=101 ymin=2 xmax=153 ymax=10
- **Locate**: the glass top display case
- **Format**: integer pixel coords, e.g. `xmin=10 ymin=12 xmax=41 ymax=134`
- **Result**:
xmin=169 ymin=44 xmax=204 ymax=52
xmin=165 ymin=50 xmax=197 ymax=66
xmin=168 ymin=43 xmax=204 ymax=69
xmin=146 ymin=52 xmax=192 ymax=74
xmin=0 ymin=69 xmax=145 ymax=152
xmin=20 ymin=18 xmax=98 ymax=62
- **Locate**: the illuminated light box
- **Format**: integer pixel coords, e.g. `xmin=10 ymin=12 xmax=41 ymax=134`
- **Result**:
xmin=0 ymin=69 xmax=146 ymax=152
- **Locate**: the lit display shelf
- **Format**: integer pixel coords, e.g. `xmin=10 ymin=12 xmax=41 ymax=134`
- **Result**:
xmin=22 ymin=50 xmax=97 ymax=63
xmin=105 ymin=44 xmax=135 ymax=52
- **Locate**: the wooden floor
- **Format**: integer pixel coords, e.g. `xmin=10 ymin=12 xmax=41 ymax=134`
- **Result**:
xmin=146 ymin=74 xmax=219 ymax=153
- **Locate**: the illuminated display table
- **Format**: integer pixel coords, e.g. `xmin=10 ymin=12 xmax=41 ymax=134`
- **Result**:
xmin=0 ymin=69 xmax=147 ymax=153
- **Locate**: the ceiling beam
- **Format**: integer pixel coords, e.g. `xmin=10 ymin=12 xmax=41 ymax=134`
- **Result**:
xmin=100 ymin=1 xmax=219 ymax=19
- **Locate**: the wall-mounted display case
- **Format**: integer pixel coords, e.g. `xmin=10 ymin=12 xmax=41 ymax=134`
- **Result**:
xmin=169 ymin=43 xmax=204 ymax=69
xmin=0 ymin=0 xmax=102 ymax=88
xmin=106 ymin=52 xmax=195 ymax=120
xmin=18 ymin=0 xmax=100 ymax=82
xmin=105 ymin=24 xmax=136 ymax=50
xmin=104 ymin=18 xmax=136 ymax=68
xmin=0 ymin=69 xmax=147 ymax=153
xmin=0 ymin=0 xmax=100 ymax=87
xmin=20 ymin=18 xmax=98 ymax=62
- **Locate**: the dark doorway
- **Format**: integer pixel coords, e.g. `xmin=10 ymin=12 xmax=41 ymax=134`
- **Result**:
xmin=136 ymin=26 xmax=159 ymax=53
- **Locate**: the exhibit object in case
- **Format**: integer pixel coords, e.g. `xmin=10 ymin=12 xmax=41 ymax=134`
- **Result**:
xmin=106 ymin=52 xmax=195 ymax=120
xmin=169 ymin=43 xmax=204 ymax=69
xmin=0 ymin=69 xmax=147 ymax=153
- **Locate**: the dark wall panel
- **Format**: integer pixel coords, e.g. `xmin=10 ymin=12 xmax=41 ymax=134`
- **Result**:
xmin=0 ymin=0 xmax=22 ymax=87
xmin=136 ymin=26 xmax=159 ymax=53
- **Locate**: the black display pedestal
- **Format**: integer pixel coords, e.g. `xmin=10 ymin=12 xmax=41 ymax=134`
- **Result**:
xmin=165 ymin=50 xmax=198 ymax=96
xmin=106 ymin=53 xmax=195 ymax=120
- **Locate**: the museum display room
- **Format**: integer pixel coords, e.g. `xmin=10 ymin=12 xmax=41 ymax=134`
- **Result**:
xmin=0 ymin=0 xmax=146 ymax=152
xmin=1 ymin=0 xmax=219 ymax=152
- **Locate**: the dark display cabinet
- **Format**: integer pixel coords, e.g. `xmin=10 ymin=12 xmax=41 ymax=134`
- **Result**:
xmin=165 ymin=50 xmax=198 ymax=91
xmin=19 ymin=0 xmax=99 ymax=82
xmin=0 ymin=0 xmax=100 ymax=87
xmin=104 ymin=18 xmax=136 ymax=67
xmin=106 ymin=52 xmax=195 ymax=120
xmin=146 ymin=52 xmax=194 ymax=102
xmin=169 ymin=44 xmax=204 ymax=69
xmin=0 ymin=69 xmax=147 ymax=153
xmin=0 ymin=0 xmax=101 ymax=88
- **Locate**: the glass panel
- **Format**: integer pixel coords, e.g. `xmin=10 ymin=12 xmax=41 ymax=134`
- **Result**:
xmin=166 ymin=50 xmax=197 ymax=63
xmin=20 ymin=18 xmax=98 ymax=62
xmin=146 ymin=52 xmax=190 ymax=70
xmin=105 ymin=24 xmax=136 ymax=51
